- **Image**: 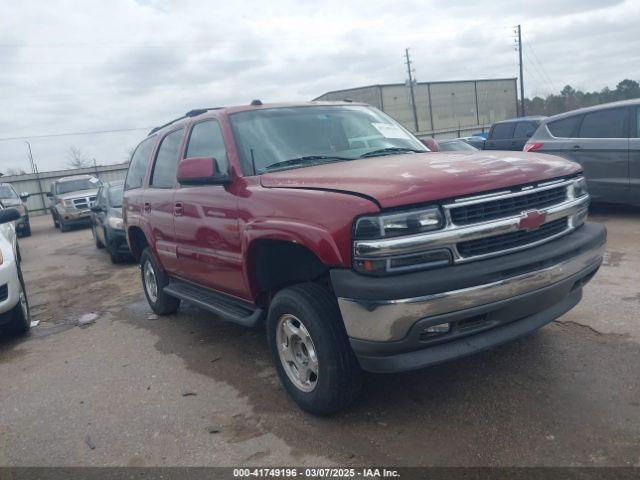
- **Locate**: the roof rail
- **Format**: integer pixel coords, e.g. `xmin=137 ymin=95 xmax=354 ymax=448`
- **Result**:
xmin=148 ymin=107 xmax=222 ymax=135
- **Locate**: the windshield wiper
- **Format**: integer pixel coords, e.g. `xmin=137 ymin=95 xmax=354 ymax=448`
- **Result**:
xmin=360 ymin=147 xmax=424 ymax=158
xmin=262 ymin=155 xmax=353 ymax=172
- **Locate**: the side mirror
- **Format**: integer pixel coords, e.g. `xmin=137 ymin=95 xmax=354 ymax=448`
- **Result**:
xmin=0 ymin=208 xmax=21 ymax=225
xmin=19 ymin=192 xmax=29 ymax=201
xmin=90 ymin=205 xmax=102 ymax=213
xmin=420 ymin=137 xmax=439 ymax=152
xmin=46 ymin=192 xmax=53 ymax=198
xmin=177 ymin=157 xmax=230 ymax=185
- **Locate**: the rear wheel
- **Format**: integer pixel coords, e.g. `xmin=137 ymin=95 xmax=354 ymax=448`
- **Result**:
xmin=140 ymin=248 xmax=180 ymax=315
xmin=5 ymin=267 xmax=31 ymax=335
xmin=267 ymin=283 xmax=362 ymax=416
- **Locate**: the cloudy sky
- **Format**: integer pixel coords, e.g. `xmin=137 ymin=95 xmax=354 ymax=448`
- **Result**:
xmin=1 ymin=0 xmax=638 ymax=173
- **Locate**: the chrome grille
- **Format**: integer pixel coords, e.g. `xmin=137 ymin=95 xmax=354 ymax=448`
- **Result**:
xmin=72 ymin=196 xmax=96 ymax=210
xmin=450 ymin=186 xmax=567 ymax=225
xmin=457 ymin=218 xmax=568 ymax=257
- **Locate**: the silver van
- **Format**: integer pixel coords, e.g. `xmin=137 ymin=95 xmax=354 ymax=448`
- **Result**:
xmin=525 ymin=99 xmax=639 ymax=206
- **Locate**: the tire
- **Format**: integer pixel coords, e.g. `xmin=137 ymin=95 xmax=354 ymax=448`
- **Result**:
xmin=5 ymin=267 xmax=31 ymax=335
xmin=109 ymin=249 xmax=121 ymax=264
xmin=59 ymin=217 xmax=69 ymax=232
xmin=22 ymin=222 xmax=31 ymax=237
xmin=52 ymin=213 xmax=59 ymax=229
xmin=92 ymin=225 xmax=105 ymax=249
xmin=267 ymin=283 xmax=362 ymax=416
xmin=140 ymin=247 xmax=180 ymax=315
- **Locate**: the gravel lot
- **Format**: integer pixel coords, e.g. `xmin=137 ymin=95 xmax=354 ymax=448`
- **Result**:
xmin=1 ymin=207 xmax=639 ymax=467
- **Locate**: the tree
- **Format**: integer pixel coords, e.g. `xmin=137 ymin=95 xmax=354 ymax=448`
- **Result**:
xmin=616 ymin=79 xmax=640 ymax=99
xmin=66 ymin=146 xmax=92 ymax=169
xmin=4 ymin=168 xmax=28 ymax=176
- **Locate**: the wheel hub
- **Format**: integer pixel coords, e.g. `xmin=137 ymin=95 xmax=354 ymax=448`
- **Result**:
xmin=276 ymin=314 xmax=318 ymax=392
xmin=143 ymin=261 xmax=158 ymax=303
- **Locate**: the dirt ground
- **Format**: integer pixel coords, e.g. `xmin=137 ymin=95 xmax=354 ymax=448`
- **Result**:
xmin=0 ymin=207 xmax=639 ymax=467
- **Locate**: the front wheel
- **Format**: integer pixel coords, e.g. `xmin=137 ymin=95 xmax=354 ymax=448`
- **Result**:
xmin=92 ymin=225 xmax=105 ymax=249
xmin=267 ymin=283 xmax=362 ymax=416
xmin=140 ymin=248 xmax=180 ymax=315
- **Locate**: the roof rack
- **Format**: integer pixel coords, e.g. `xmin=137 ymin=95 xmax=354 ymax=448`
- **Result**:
xmin=148 ymin=107 xmax=222 ymax=135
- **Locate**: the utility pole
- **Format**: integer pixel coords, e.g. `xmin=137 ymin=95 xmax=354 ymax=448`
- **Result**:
xmin=25 ymin=140 xmax=46 ymax=214
xmin=404 ymin=48 xmax=419 ymax=132
xmin=515 ymin=25 xmax=525 ymax=116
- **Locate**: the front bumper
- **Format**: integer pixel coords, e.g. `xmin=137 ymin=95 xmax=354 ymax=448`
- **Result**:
xmin=108 ymin=229 xmax=131 ymax=254
xmin=331 ymin=222 xmax=606 ymax=373
xmin=0 ymin=251 xmax=21 ymax=320
xmin=58 ymin=208 xmax=92 ymax=224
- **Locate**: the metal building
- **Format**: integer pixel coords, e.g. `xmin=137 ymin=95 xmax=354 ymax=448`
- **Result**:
xmin=315 ymin=78 xmax=518 ymax=139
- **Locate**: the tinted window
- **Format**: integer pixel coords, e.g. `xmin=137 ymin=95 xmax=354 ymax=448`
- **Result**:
xmin=490 ymin=123 xmax=515 ymax=140
xmin=578 ymin=108 xmax=627 ymax=138
xmin=513 ymin=121 xmax=537 ymax=138
xmin=185 ymin=120 xmax=229 ymax=174
xmin=547 ymin=116 xmax=581 ymax=138
xmin=125 ymin=136 xmax=156 ymax=190
xmin=636 ymin=107 xmax=640 ymax=137
xmin=151 ymin=129 xmax=184 ymax=188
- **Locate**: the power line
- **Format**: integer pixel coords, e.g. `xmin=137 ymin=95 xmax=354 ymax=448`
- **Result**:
xmin=0 ymin=127 xmax=151 ymax=142
xmin=526 ymin=39 xmax=558 ymax=92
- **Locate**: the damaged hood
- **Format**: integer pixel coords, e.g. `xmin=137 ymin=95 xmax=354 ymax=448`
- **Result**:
xmin=260 ymin=151 xmax=581 ymax=208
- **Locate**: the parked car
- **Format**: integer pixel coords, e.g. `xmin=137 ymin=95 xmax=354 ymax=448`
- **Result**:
xmin=47 ymin=175 xmax=101 ymax=232
xmin=90 ymin=180 xmax=130 ymax=263
xmin=0 ymin=206 xmax=31 ymax=335
xmin=458 ymin=135 xmax=486 ymax=149
xmin=484 ymin=116 xmax=546 ymax=151
xmin=525 ymin=99 xmax=640 ymax=206
xmin=0 ymin=183 xmax=31 ymax=237
xmin=124 ymin=102 xmax=605 ymax=415
xmin=437 ymin=139 xmax=479 ymax=152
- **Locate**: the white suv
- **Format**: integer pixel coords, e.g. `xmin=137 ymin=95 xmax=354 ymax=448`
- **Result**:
xmin=0 ymin=207 xmax=31 ymax=334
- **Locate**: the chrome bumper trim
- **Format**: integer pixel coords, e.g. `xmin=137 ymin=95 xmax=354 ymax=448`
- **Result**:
xmin=338 ymin=243 xmax=604 ymax=342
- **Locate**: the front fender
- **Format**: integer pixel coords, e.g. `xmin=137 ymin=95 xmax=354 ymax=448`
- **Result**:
xmin=242 ymin=218 xmax=344 ymax=266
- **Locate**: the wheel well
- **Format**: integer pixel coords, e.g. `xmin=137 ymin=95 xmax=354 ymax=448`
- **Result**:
xmin=128 ymin=227 xmax=149 ymax=262
xmin=248 ymin=240 xmax=330 ymax=304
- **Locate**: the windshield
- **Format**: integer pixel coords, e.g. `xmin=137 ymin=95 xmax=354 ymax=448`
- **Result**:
xmin=230 ymin=105 xmax=427 ymax=174
xmin=0 ymin=185 xmax=18 ymax=200
xmin=108 ymin=184 xmax=124 ymax=208
xmin=438 ymin=140 xmax=478 ymax=152
xmin=56 ymin=178 xmax=99 ymax=195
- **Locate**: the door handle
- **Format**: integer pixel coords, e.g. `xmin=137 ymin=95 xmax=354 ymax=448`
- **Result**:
xmin=174 ymin=202 xmax=184 ymax=217
xmin=143 ymin=202 xmax=151 ymax=213
xmin=572 ymin=145 xmax=581 ymax=150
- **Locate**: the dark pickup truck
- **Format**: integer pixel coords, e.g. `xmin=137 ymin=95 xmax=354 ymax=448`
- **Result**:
xmin=123 ymin=101 xmax=605 ymax=415
xmin=484 ymin=116 xmax=546 ymax=151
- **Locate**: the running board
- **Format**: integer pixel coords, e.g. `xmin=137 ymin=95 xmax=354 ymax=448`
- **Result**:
xmin=164 ymin=278 xmax=264 ymax=328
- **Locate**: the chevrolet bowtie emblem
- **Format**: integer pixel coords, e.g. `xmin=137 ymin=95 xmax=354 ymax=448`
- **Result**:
xmin=518 ymin=210 xmax=547 ymax=231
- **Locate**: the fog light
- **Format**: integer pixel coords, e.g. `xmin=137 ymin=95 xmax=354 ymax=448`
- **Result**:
xmin=421 ymin=322 xmax=450 ymax=340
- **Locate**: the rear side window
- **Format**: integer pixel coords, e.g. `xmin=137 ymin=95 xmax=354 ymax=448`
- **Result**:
xmin=125 ymin=136 xmax=156 ymax=190
xmin=185 ymin=120 xmax=229 ymax=174
xmin=578 ymin=108 xmax=627 ymax=138
xmin=491 ymin=122 xmax=515 ymax=140
xmin=151 ymin=129 xmax=184 ymax=188
xmin=547 ymin=116 xmax=581 ymax=138
xmin=513 ymin=121 xmax=537 ymax=138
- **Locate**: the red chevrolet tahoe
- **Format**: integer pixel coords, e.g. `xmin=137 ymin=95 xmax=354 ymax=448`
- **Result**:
xmin=123 ymin=101 xmax=606 ymax=415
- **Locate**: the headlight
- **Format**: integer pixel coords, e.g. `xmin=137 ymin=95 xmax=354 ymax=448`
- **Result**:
xmin=353 ymin=206 xmax=449 ymax=275
xmin=572 ymin=177 xmax=588 ymax=198
xmin=62 ymin=199 xmax=74 ymax=208
xmin=355 ymin=206 xmax=444 ymax=240
xmin=108 ymin=209 xmax=124 ymax=230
